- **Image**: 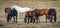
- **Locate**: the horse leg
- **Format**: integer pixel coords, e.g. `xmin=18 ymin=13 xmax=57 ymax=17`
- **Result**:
xmin=36 ymin=17 xmax=39 ymax=23
xmin=48 ymin=15 xmax=50 ymax=20
xmin=7 ymin=15 xmax=10 ymax=22
xmin=24 ymin=15 xmax=27 ymax=23
xmin=45 ymin=15 xmax=48 ymax=22
xmin=37 ymin=17 xmax=40 ymax=23
xmin=27 ymin=17 xmax=30 ymax=24
xmin=33 ymin=17 xmax=35 ymax=23
xmin=15 ymin=16 xmax=18 ymax=23
xmin=24 ymin=18 xmax=27 ymax=23
xmin=13 ymin=16 xmax=15 ymax=23
xmin=30 ymin=17 xmax=33 ymax=23
xmin=54 ymin=15 xmax=57 ymax=22
xmin=50 ymin=15 xmax=53 ymax=22
xmin=24 ymin=14 xmax=28 ymax=23
xmin=9 ymin=16 xmax=12 ymax=22
xmin=32 ymin=17 xmax=36 ymax=23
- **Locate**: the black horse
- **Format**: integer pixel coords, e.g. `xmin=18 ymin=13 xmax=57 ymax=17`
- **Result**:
xmin=5 ymin=7 xmax=18 ymax=23
xmin=49 ymin=8 xmax=57 ymax=22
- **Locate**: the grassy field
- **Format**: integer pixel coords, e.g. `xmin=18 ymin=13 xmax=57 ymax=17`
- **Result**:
xmin=0 ymin=0 xmax=60 ymax=28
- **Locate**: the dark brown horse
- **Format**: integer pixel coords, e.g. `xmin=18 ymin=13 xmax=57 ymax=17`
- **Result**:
xmin=34 ymin=8 xmax=49 ymax=23
xmin=24 ymin=11 xmax=35 ymax=23
xmin=5 ymin=7 xmax=18 ymax=23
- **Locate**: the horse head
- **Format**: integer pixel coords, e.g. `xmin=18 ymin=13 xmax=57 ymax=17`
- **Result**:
xmin=5 ymin=7 xmax=11 ymax=16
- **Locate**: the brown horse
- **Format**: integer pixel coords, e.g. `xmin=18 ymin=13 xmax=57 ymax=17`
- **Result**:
xmin=24 ymin=11 xmax=35 ymax=23
xmin=34 ymin=8 xmax=49 ymax=23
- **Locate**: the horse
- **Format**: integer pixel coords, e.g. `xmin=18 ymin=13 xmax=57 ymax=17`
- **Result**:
xmin=5 ymin=7 xmax=18 ymax=23
xmin=11 ymin=5 xmax=31 ymax=19
xmin=24 ymin=11 xmax=35 ymax=24
xmin=48 ymin=8 xmax=57 ymax=22
xmin=34 ymin=8 xmax=49 ymax=23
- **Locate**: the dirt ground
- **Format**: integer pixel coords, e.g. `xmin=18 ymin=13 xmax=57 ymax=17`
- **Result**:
xmin=0 ymin=0 xmax=60 ymax=28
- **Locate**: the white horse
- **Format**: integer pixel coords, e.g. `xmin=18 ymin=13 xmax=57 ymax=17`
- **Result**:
xmin=11 ymin=5 xmax=32 ymax=19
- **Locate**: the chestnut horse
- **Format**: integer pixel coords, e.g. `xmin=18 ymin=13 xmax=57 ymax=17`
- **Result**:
xmin=33 ymin=8 xmax=49 ymax=23
xmin=24 ymin=11 xmax=35 ymax=24
xmin=5 ymin=7 xmax=18 ymax=23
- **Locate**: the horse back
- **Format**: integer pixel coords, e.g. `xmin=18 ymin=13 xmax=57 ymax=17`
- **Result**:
xmin=35 ymin=9 xmax=49 ymax=15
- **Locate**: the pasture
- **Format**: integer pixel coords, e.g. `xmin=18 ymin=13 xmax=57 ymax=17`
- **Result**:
xmin=0 ymin=0 xmax=60 ymax=28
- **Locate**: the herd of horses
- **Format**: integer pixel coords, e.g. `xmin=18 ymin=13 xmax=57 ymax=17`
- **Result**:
xmin=5 ymin=7 xmax=57 ymax=24
xmin=24 ymin=8 xmax=57 ymax=23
